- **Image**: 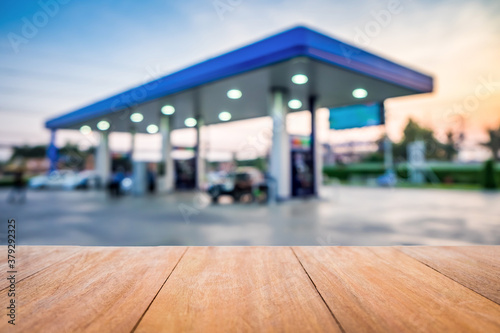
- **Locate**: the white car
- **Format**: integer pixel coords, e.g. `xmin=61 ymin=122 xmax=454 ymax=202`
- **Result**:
xmin=29 ymin=170 xmax=86 ymax=190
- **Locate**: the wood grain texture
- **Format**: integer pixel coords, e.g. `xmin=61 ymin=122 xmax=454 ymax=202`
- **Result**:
xmin=0 ymin=246 xmax=81 ymax=290
xmin=293 ymin=246 xmax=500 ymax=333
xmin=398 ymin=246 xmax=500 ymax=305
xmin=135 ymin=247 xmax=342 ymax=333
xmin=0 ymin=246 xmax=186 ymax=333
xmin=2 ymin=246 xmax=499 ymax=332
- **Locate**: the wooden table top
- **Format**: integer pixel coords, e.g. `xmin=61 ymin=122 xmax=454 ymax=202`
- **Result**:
xmin=1 ymin=246 xmax=499 ymax=332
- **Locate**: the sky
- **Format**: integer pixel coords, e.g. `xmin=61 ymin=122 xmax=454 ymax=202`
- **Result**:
xmin=1 ymin=0 xmax=500 ymax=161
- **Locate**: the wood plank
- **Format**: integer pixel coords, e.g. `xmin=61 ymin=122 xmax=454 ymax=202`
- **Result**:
xmin=293 ymin=247 xmax=500 ymax=333
xmin=135 ymin=247 xmax=342 ymax=333
xmin=0 ymin=246 xmax=186 ymax=332
xmin=398 ymin=246 xmax=500 ymax=305
xmin=0 ymin=246 xmax=81 ymax=290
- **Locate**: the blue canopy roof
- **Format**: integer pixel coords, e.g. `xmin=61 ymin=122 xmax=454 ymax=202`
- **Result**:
xmin=46 ymin=26 xmax=432 ymax=130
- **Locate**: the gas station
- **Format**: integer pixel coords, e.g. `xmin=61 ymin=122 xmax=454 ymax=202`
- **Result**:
xmin=45 ymin=26 xmax=433 ymax=200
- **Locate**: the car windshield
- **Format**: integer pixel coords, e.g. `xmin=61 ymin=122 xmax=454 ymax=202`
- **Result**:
xmin=235 ymin=173 xmax=250 ymax=181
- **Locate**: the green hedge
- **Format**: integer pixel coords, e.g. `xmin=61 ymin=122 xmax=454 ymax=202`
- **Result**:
xmin=323 ymin=163 xmax=386 ymax=181
xmin=323 ymin=162 xmax=500 ymax=185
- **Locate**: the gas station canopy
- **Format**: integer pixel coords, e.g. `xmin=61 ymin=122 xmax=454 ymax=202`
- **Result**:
xmin=45 ymin=26 xmax=433 ymax=133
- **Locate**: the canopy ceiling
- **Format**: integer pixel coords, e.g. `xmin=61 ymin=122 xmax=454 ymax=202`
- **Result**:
xmin=46 ymin=26 xmax=433 ymax=133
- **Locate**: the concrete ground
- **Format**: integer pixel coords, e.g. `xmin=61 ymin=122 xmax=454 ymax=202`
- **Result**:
xmin=1 ymin=186 xmax=499 ymax=246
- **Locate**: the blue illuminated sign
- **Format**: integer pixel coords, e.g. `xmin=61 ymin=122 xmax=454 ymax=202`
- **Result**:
xmin=329 ymin=103 xmax=384 ymax=130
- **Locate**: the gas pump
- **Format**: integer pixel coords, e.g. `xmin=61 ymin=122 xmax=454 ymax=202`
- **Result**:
xmin=290 ymin=135 xmax=314 ymax=197
xmin=173 ymin=146 xmax=197 ymax=190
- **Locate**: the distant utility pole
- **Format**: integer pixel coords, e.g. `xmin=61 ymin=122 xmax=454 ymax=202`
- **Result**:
xmin=382 ymin=103 xmax=394 ymax=173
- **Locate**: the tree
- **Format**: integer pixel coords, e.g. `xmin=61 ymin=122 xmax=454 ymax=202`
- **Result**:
xmin=8 ymin=142 xmax=94 ymax=170
xmin=58 ymin=143 xmax=93 ymax=170
xmin=391 ymin=118 xmax=449 ymax=162
xmin=9 ymin=145 xmax=47 ymax=160
xmin=482 ymin=126 xmax=500 ymax=162
xmin=443 ymin=130 xmax=459 ymax=161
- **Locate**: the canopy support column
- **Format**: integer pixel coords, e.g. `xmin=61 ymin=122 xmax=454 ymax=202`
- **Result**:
xmin=159 ymin=116 xmax=174 ymax=193
xmin=129 ymin=129 xmax=136 ymax=160
xmin=195 ymin=116 xmax=205 ymax=190
xmin=96 ymin=131 xmax=110 ymax=188
xmin=309 ymin=95 xmax=321 ymax=197
xmin=269 ymin=88 xmax=290 ymax=201
xmin=47 ymin=129 xmax=58 ymax=173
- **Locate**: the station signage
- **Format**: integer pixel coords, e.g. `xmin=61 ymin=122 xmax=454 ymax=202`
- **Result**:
xmin=329 ymin=102 xmax=384 ymax=130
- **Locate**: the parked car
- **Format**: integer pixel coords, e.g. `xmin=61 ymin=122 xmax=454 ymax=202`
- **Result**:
xmin=207 ymin=167 xmax=268 ymax=204
xmin=75 ymin=170 xmax=101 ymax=189
xmin=29 ymin=170 xmax=93 ymax=190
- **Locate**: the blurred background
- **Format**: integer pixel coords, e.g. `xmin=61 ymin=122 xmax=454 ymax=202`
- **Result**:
xmin=0 ymin=0 xmax=499 ymax=246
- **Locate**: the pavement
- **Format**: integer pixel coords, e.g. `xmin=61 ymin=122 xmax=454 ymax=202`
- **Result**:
xmin=1 ymin=185 xmax=499 ymax=246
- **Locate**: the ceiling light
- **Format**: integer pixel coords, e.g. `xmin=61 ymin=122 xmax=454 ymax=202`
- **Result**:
xmin=97 ymin=120 xmax=110 ymax=131
xmin=185 ymin=117 xmax=197 ymax=127
xmin=218 ymin=111 xmax=232 ymax=121
xmin=291 ymin=74 xmax=308 ymax=85
xmin=288 ymin=99 xmax=303 ymax=110
xmin=130 ymin=112 xmax=144 ymax=123
xmin=227 ymin=89 xmax=242 ymax=99
xmin=161 ymin=105 xmax=175 ymax=115
xmin=146 ymin=124 xmax=159 ymax=134
xmin=352 ymin=88 xmax=368 ymax=99
xmin=80 ymin=125 xmax=92 ymax=135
